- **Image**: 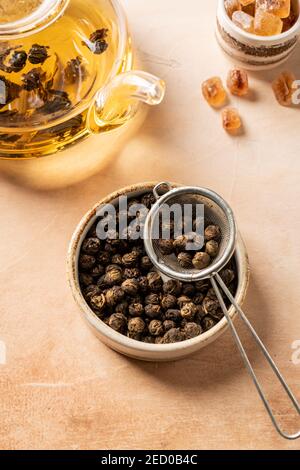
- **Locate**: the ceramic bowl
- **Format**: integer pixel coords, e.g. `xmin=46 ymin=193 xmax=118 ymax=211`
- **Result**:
xmin=216 ymin=0 xmax=300 ymax=70
xmin=67 ymin=182 xmax=250 ymax=362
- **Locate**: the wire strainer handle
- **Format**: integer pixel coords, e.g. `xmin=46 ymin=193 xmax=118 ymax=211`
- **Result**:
xmin=210 ymin=274 xmax=300 ymax=440
xmin=153 ymin=182 xmax=173 ymax=201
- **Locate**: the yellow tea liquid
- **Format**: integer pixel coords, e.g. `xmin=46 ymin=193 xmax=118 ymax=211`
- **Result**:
xmin=0 ymin=0 xmax=127 ymax=157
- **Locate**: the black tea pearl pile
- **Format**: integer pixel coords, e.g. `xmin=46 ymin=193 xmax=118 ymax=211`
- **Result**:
xmin=78 ymin=192 xmax=237 ymax=344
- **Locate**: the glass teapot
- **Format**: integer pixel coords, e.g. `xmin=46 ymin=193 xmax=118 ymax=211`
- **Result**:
xmin=0 ymin=0 xmax=165 ymax=160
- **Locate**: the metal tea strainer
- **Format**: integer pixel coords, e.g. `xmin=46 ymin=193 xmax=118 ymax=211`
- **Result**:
xmin=144 ymin=182 xmax=300 ymax=440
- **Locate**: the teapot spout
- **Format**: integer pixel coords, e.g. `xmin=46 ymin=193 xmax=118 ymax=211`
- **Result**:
xmin=89 ymin=71 xmax=165 ymax=132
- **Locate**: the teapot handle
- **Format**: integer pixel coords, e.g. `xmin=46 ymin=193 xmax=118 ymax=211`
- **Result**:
xmin=87 ymin=71 xmax=165 ymax=133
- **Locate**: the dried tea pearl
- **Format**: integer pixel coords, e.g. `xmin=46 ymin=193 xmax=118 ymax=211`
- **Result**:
xmin=141 ymin=193 xmax=156 ymax=209
xmin=108 ymin=313 xmax=127 ymax=332
xmin=149 ymin=320 xmax=164 ymax=337
xmin=158 ymin=239 xmax=174 ymax=255
xmin=147 ymin=272 xmax=163 ymax=292
xmin=163 ymin=320 xmax=176 ymax=332
xmin=104 ymin=268 xmax=123 ymax=286
xmin=137 ymin=276 xmax=148 ymax=292
xmin=202 ymin=316 xmax=217 ymax=331
xmin=183 ymin=322 xmax=203 ymax=339
xmin=143 ymin=336 xmax=156 ymax=344
xmin=220 ymin=268 xmax=235 ymax=284
xmin=161 ymin=294 xmax=177 ymax=310
xmin=192 ymin=252 xmax=211 ymax=270
xmin=195 ymin=305 xmax=206 ymax=322
xmin=227 ymin=69 xmax=249 ymax=96
xmin=97 ymin=275 xmax=107 ymax=289
xmin=206 ymin=240 xmax=219 ymax=258
xmin=205 ymin=225 xmax=221 ymax=241
xmin=210 ymin=310 xmax=224 ymax=322
xmin=232 ymin=10 xmax=255 ymax=33
xmin=145 ymin=304 xmax=162 ymax=319
xmin=163 ymin=279 xmax=182 ymax=296
xmin=161 ymin=328 xmax=185 ymax=344
xmin=82 ymin=237 xmax=101 ymax=254
xmin=225 ymin=0 xmax=242 ymax=18
xmin=182 ymin=283 xmax=196 ymax=297
xmin=193 ymin=293 xmax=205 ymax=305
xmin=28 ymin=44 xmax=49 ymax=64
xmin=207 ymin=288 xmax=218 ymax=300
xmin=90 ymin=294 xmax=106 ymax=313
xmin=155 ymin=337 xmax=164 ymax=344
xmin=181 ymin=302 xmax=197 ymax=321
xmin=122 ymin=251 xmax=139 ymax=267
xmin=140 ymin=256 xmax=153 ymax=271
xmin=90 ymin=264 xmax=105 ymax=278
xmin=115 ymin=301 xmax=128 ymax=315
xmin=84 ymin=284 xmax=101 ymax=298
xmin=145 ymin=294 xmax=161 ymax=305
xmin=111 ymin=254 xmax=123 ymax=265
xmin=202 ymin=77 xmax=227 ymax=108
xmin=131 ymin=293 xmax=143 ymax=304
xmin=203 ymin=297 xmax=220 ymax=315
xmin=180 ymin=319 xmax=188 ymax=329
xmin=128 ymin=317 xmax=145 ymax=334
xmin=127 ymin=331 xmax=142 ymax=341
xmin=173 ymin=235 xmax=187 ymax=252
xmin=177 ymin=296 xmax=192 ymax=309
xmin=132 ymin=244 xmax=144 ymax=256
xmin=177 ymin=252 xmax=193 ymax=269
xmin=98 ymin=251 xmax=111 ymax=265
xmin=79 ymin=273 xmax=93 ymax=287
xmin=272 ymin=71 xmax=296 ymax=106
xmin=106 ymin=264 xmax=122 ymax=273
xmin=79 ymin=254 xmax=96 ymax=270
xmin=128 ymin=303 xmax=144 ymax=317
xmin=165 ymin=309 xmax=182 ymax=322
xmin=128 ymin=197 xmax=140 ymax=210
xmin=121 ymin=279 xmax=139 ymax=296
xmin=105 ymin=286 xmax=125 ymax=307
xmin=194 ymin=279 xmax=210 ymax=292
xmin=124 ymin=268 xmax=141 ymax=279
xmin=254 ymin=9 xmax=283 ymax=35
xmin=256 ymin=0 xmax=291 ymax=18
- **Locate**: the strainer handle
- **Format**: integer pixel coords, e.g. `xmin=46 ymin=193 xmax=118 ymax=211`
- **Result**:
xmin=210 ymin=274 xmax=300 ymax=441
xmin=153 ymin=182 xmax=173 ymax=201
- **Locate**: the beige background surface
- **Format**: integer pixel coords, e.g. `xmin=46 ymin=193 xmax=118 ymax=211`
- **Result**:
xmin=0 ymin=0 xmax=300 ymax=450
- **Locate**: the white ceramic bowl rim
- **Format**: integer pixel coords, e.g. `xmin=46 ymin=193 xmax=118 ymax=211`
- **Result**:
xmin=67 ymin=182 xmax=250 ymax=355
xmin=219 ymin=0 xmax=300 ymax=43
